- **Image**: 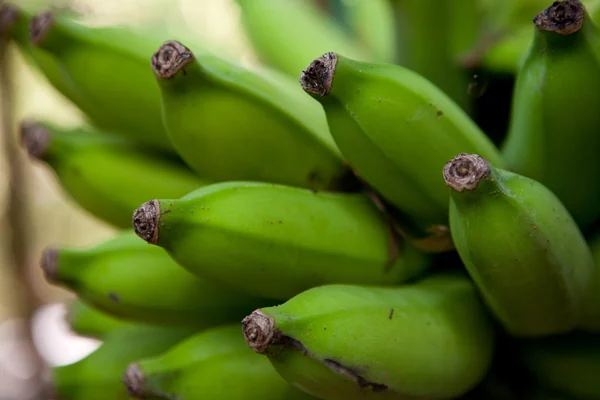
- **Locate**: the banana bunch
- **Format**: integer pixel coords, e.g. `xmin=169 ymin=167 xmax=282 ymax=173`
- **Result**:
xmin=3 ymin=0 xmax=600 ymax=398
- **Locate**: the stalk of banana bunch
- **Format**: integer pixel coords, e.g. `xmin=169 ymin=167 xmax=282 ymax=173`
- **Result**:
xmin=502 ymin=0 xmax=600 ymax=229
xmin=300 ymin=51 xmax=503 ymax=252
xmin=132 ymin=181 xmax=429 ymax=300
xmin=123 ymin=325 xmax=317 ymax=400
xmin=41 ymin=231 xmax=269 ymax=327
xmin=443 ymin=153 xmax=596 ymax=337
xmin=20 ymin=121 xmax=207 ymax=228
xmin=242 ymin=273 xmax=495 ymax=400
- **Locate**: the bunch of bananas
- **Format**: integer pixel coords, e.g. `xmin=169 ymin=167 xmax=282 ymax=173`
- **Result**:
xmin=2 ymin=0 xmax=600 ymax=398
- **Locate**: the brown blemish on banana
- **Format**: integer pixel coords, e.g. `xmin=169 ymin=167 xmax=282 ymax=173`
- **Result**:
xmin=0 ymin=3 xmax=19 ymax=35
xmin=132 ymin=200 xmax=160 ymax=245
xmin=242 ymin=309 xmax=388 ymax=393
xmin=30 ymin=10 xmax=54 ymax=46
xmin=20 ymin=121 xmax=51 ymax=160
xmin=40 ymin=247 xmax=59 ymax=283
xmin=151 ymin=40 xmax=195 ymax=79
xmin=300 ymin=52 xmax=337 ymax=97
xmin=123 ymin=363 xmax=145 ymax=398
xmin=534 ymin=0 xmax=584 ymax=35
xmin=443 ymin=153 xmax=490 ymax=192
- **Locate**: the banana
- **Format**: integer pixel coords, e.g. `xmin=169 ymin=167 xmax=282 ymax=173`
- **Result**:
xmin=443 ymin=153 xmax=595 ymax=337
xmin=299 ymin=52 xmax=503 ymax=242
xmin=242 ymin=273 xmax=495 ymax=400
xmin=234 ymin=0 xmax=372 ymax=77
xmin=581 ymin=233 xmax=600 ymax=331
xmin=51 ymin=324 xmax=193 ymax=400
xmin=20 ymin=120 xmax=207 ymax=228
xmin=132 ymin=181 xmax=429 ymax=300
xmin=501 ymin=0 xmax=600 ymax=229
xmin=520 ymin=333 xmax=600 ymax=400
xmin=151 ymin=40 xmax=355 ymax=191
xmin=41 ymin=231 xmax=268 ymax=327
xmin=123 ymin=324 xmax=317 ymax=400
xmin=66 ymin=298 xmax=136 ymax=339
xmin=28 ymin=9 xmax=174 ymax=150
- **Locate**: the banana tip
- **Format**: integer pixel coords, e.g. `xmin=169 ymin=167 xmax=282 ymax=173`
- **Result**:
xmin=30 ymin=10 xmax=54 ymax=45
xmin=242 ymin=310 xmax=275 ymax=354
xmin=534 ymin=0 xmax=584 ymax=35
xmin=123 ymin=363 xmax=145 ymax=398
xmin=132 ymin=200 xmax=160 ymax=245
xmin=151 ymin=40 xmax=195 ymax=79
xmin=0 ymin=3 xmax=20 ymax=35
xmin=443 ymin=153 xmax=490 ymax=192
xmin=20 ymin=120 xmax=51 ymax=159
xmin=300 ymin=52 xmax=337 ymax=97
xmin=40 ymin=247 xmax=59 ymax=283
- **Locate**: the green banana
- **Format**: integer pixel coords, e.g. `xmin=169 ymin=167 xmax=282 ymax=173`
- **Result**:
xmin=300 ymin=52 xmax=503 ymax=244
xmin=582 ymin=233 xmax=600 ymax=331
xmin=66 ymin=298 xmax=136 ymax=339
xmin=41 ymin=231 xmax=268 ymax=327
xmin=501 ymin=0 xmax=600 ymax=229
xmin=123 ymin=324 xmax=316 ymax=400
xmin=132 ymin=181 xmax=429 ymax=300
xmin=28 ymin=9 xmax=173 ymax=150
xmin=242 ymin=273 xmax=495 ymax=400
xmin=51 ymin=324 xmax=193 ymax=400
xmin=20 ymin=120 xmax=207 ymax=228
xmin=151 ymin=40 xmax=355 ymax=191
xmin=520 ymin=333 xmax=600 ymax=400
xmin=235 ymin=0 xmax=371 ymax=77
xmin=443 ymin=153 xmax=595 ymax=337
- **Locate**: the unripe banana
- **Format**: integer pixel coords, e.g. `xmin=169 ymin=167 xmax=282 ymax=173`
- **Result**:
xmin=235 ymin=0 xmax=372 ymax=77
xmin=520 ymin=333 xmax=600 ymax=400
xmin=502 ymin=0 xmax=600 ymax=229
xmin=51 ymin=324 xmax=193 ymax=400
xmin=581 ymin=233 xmax=600 ymax=331
xmin=443 ymin=153 xmax=595 ymax=337
xmin=123 ymin=324 xmax=317 ymax=400
xmin=132 ymin=181 xmax=429 ymax=300
xmin=29 ymin=10 xmax=173 ymax=150
xmin=300 ymin=52 xmax=503 ymax=244
xmin=242 ymin=273 xmax=495 ymax=400
xmin=66 ymin=298 xmax=136 ymax=339
xmin=20 ymin=121 xmax=207 ymax=228
xmin=151 ymin=40 xmax=354 ymax=191
xmin=41 ymin=231 xmax=268 ymax=327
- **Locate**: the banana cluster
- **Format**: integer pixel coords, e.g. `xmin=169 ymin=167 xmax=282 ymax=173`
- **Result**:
xmin=2 ymin=0 xmax=600 ymax=399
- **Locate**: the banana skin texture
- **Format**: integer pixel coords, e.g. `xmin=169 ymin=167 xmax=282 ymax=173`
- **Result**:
xmin=20 ymin=121 xmax=207 ymax=228
xmin=520 ymin=333 xmax=600 ymax=400
xmin=41 ymin=231 xmax=269 ymax=327
xmin=123 ymin=324 xmax=317 ymax=400
xmin=132 ymin=181 xmax=429 ymax=300
xmin=242 ymin=273 xmax=495 ymax=400
xmin=51 ymin=325 xmax=194 ymax=400
xmin=502 ymin=0 xmax=600 ymax=229
xmin=300 ymin=52 xmax=503 ymax=235
xmin=29 ymin=10 xmax=174 ymax=150
xmin=444 ymin=153 xmax=595 ymax=337
xmin=151 ymin=40 xmax=353 ymax=191
xmin=66 ymin=298 xmax=136 ymax=340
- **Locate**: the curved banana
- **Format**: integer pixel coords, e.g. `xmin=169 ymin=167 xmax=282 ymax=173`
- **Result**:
xmin=66 ymin=298 xmax=136 ymax=339
xmin=581 ymin=233 xmax=600 ymax=331
xmin=242 ymin=273 xmax=495 ymax=400
xmin=443 ymin=153 xmax=595 ymax=337
xmin=20 ymin=120 xmax=207 ymax=228
xmin=234 ymin=0 xmax=371 ymax=77
xmin=123 ymin=324 xmax=317 ymax=400
xmin=502 ymin=0 xmax=600 ymax=229
xmin=520 ymin=333 xmax=600 ymax=400
xmin=51 ymin=324 xmax=193 ymax=400
xmin=151 ymin=40 xmax=354 ymax=191
xmin=300 ymin=52 xmax=503 ymax=239
xmin=41 ymin=231 xmax=268 ymax=327
xmin=28 ymin=9 xmax=173 ymax=150
xmin=132 ymin=181 xmax=429 ymax=300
